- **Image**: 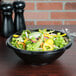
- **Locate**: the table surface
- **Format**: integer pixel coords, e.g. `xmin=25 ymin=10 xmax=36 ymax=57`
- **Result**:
xmin=0 ymin=25 xmax=76 ymax=76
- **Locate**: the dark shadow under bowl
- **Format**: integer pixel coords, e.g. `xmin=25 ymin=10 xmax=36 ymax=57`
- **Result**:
xmin=6 ymin=29 xmax=73 ymax=65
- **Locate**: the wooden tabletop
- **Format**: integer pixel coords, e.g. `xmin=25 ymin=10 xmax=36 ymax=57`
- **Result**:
xmin=0 ymin=25 xmax=76 ymax=76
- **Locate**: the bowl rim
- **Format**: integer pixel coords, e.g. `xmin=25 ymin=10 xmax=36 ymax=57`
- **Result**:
xmin=6 ymin=29 xmax=73 ymax=54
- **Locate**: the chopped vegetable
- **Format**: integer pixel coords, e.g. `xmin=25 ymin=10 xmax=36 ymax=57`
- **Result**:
xmin=17 ymin=42 xmax=25 ymax=50
xmin=31 ymin=35 xmax=44 ymax=51
xmin=11 ymin=29 xmax=69 ymax=51
xmin=54 ymin=33 xmax=68 ymax=48
xmin=45 ymin=39 xmax=54 ymax=45
xmin=61 ymin=33 xmax=66 ymax=37
xmin=24 ymin=38 xmax=29 ymax=43
xmin=13 ymin=35 xmax=19 ymax=38
xmin=43 ymin=43 xmax=54 ymax=51
xmin=29 ymin=32 xmax=41 ymax=39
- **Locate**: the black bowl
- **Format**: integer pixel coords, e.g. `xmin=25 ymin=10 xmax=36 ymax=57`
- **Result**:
xmin=6 ymin=29 xmax=73 ymax=65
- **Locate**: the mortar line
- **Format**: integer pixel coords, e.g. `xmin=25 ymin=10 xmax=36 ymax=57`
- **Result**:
xmin=25 ymin=19 xmax=76 ymax=21
xmin=62 ymin=20 xmax=64 ymax=25
xmin=24 ymin=10 xmax=76 ymax=12
xmin=26 ymin=1 xmax=76 ymax=3
xmin=34 ymin=1 xmax=37 ymax=10
xmin=34 ymin=20 xmax=37 ymax=25
xmin=63 ymin=2 xmax=65 ymax=10
xmin=7 ymin=1 xmax=76 ymax=3
xmin=48 ymin=12 xmax=51 ymax=19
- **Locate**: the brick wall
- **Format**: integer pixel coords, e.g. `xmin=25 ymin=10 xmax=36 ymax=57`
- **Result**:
xmin=3 ymin=0 xmax=76 ymax=25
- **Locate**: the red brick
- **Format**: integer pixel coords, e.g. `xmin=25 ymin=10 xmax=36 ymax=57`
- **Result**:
xmin=24 ymin=12 xmax=49 ymax=19
xmin=65 ymin=2 xmax=76 ymax=10
xmin=64 ymin=21 xmax=76 ymax=25
xmin=37 ymin=21 xmax=62 ymax=25
xmin=25 ymin=3 xmax=34 ymax=10
xmin=37 ymin=3 xmax=62 ymax=10
xmin=51 ymin=12 xmax=76 ymax=19
xmin=26 ymin=21 xmax=34 ymax=25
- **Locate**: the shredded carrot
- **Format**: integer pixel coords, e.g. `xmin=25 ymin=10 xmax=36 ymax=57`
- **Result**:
xmin=40 ymin=42 xmax=44 ymax=48
xmin=17 ymin=42 xmax=25 ymax=49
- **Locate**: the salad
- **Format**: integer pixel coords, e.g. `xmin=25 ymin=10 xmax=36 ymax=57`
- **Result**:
xmin=11 ymin=29 xmax=69 ymax=51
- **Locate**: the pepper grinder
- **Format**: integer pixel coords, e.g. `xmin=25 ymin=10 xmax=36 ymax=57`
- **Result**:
xmin=13 ymin=1 xmax=26 ymax=32
xmin=1 ymin=3 xmax=15 ymax=37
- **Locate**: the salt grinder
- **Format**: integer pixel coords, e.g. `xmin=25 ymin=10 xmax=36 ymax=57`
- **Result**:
xmin=13 ymin=1 xmax=26 ymax=32
xmin=1 ymin=3 xmax=15 ymax=37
